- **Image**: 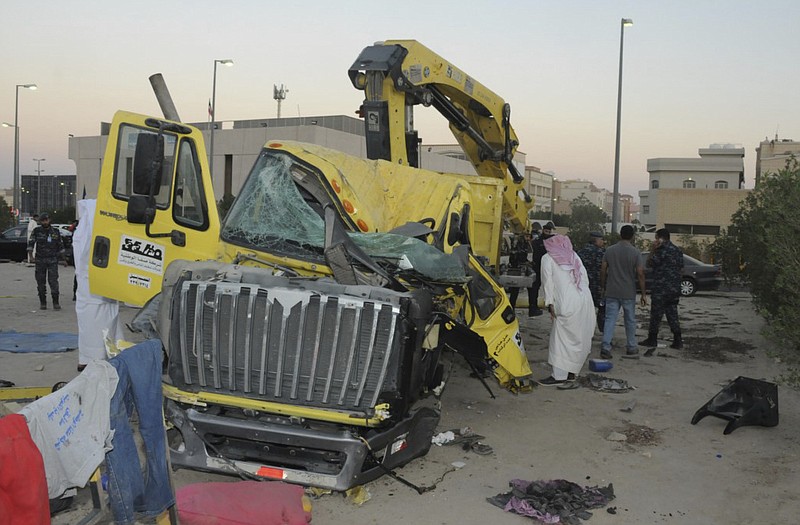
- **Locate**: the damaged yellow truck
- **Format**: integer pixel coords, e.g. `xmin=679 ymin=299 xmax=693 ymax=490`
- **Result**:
xmin=88 ymin=41 xmax=533 ymax=490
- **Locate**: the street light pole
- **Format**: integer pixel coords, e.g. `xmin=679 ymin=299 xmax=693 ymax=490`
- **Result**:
xmin=33 ymin=158 xmax=45 ymax=213
xmin=611 ymin=18 xmax=632 ymax=236
xmin=12 ymin=84 xmax=37 ymax=219
xmin=209 ymin=59 xmax=233 ymax=179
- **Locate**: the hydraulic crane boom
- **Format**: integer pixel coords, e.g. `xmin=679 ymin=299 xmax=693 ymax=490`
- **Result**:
xmin=348 ymin=40 xmax=532 ymax=236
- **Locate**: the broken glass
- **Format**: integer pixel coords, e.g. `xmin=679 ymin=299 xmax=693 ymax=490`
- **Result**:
xmin=221 ymin=151 xmax=466 ymax=282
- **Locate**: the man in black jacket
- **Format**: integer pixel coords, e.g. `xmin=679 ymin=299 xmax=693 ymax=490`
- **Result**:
xmin=529 ymin=222 xmax=556 ymax=317
xmin=27 ymin=213 xmax=67 ymax=310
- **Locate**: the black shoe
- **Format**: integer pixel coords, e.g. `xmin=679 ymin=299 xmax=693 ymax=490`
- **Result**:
xmin=670 ymin=339 xmax=683 ymax=349
xmin=528 ymin=309 xmax=544 ymax=318
xmin=53 ymin=303 xmax=61 ymax=311
xmin=638 ymin=336 xmax=658 ymax=347
xmin=537 ymin=376 xmax=566 ymax=386
xmin=622 ymin=349 xmax=640 ymax=359
xmin=600 ymin=349 xmax=613 ymax=359
xmin=40 ymin=303 xmax=47 ymax=310
xmin=566 ymin=373 xmax=576 ymax=381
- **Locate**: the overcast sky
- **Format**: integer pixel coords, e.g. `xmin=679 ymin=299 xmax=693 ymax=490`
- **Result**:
xmin=2 ymin=0 xmax=798 ymax=201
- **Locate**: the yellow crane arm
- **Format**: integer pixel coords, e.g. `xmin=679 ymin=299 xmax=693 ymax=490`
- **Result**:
xmin=348 ymin=40 xmax=532 ymax=233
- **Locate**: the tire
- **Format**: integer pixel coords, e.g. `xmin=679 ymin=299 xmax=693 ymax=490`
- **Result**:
xmin=681 ymin=278 xmax=696 ymax=297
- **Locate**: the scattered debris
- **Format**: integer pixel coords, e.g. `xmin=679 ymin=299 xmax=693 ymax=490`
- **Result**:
xmin=578 ymin=374 xmax=631 ymax=393
xmin=606 ymin=432 xmax=627 ymax=442
xmin=620 ymin=400 xmax=637 ymax=413
xmin=622 ymin=424 xmax=661 ymax=446
xmin=34 ymin=365 xmax=44 ymax=372
xmin=345 ymin=485 xmax=371 ymax=506
xmin=451 ymin=461 xmax=466 ymax=469
xmin=488 ymin=479 xmax=615 ymax=524
xmin=432 ymin=427 xmax=491 ymax=455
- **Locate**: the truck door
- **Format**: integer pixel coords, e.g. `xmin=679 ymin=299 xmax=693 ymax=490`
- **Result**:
xmin=89 ymin=111 xmax=221 ymax=306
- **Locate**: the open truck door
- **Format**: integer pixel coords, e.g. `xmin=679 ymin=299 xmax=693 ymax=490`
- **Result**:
xmin=89 ymin=111 xmax=221 ymax=306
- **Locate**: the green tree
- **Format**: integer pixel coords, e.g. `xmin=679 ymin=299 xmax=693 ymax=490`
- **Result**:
xmin=567 ymin=196 xmax=607 ymax=247
xmin=729 ymin=157 xmax=800 ymax=350
xmin=0 ymin=197 xmax=13 ymax=230
xmin=709 ymin=228 xmax=743 ymax=287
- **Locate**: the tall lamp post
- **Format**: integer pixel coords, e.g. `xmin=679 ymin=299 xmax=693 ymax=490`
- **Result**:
xmin=33 ymin=158 xmax=45 ymax=213
xmin=611 ymin=18 xmax=632 ymax=236
xmin=209 ymin=59 xmax=234 ymax=179
xmin=4 ymin=84 xmax=37 ymax=219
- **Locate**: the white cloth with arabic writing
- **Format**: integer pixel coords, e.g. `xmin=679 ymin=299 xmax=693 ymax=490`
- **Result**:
xmin=19 ymin=361 xmax=118 ymax=498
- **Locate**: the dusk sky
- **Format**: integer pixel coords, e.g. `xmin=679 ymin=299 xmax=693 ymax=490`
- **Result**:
xmin=2 ymin=1 xmax=798 ymax=202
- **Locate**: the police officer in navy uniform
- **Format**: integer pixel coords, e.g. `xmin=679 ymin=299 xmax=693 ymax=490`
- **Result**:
xmin=27 ymin=212 xmax=68 ymax=310
xmin=639 ymin=228 xmax=684 ymax=349
xmin=577 ymin=231 xmax=606 ymax=332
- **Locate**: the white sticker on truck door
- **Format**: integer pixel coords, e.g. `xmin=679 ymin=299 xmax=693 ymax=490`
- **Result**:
xmin=118 ymin=235 xmax=164 ymax=275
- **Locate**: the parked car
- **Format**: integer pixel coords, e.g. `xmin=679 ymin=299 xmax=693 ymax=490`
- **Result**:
xmin=0 ymin=225 xmax=29 ymax=262
xmin=641 ymin=252 xmax=722 ymax=296
xmin=0 ymin=224 xmax=74 ymax=265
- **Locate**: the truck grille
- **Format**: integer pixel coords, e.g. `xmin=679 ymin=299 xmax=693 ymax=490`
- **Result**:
xmin=168 ymin=281 xmax=406 ymax=413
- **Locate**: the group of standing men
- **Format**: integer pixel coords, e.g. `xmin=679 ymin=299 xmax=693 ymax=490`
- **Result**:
xmin=508 ymin=223 xmax=685 ymax=386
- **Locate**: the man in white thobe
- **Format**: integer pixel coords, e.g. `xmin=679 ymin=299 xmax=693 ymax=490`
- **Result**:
xmin=73 ymin=199 xmax=124 ymax=371
xmin=538 ymin=234 xmax=596 ymax=386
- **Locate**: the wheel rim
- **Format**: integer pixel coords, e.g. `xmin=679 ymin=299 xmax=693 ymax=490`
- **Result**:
xmin=681 ymin=279 xmax=695 ymax=296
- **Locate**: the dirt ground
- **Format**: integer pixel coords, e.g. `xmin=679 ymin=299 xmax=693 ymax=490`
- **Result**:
xmin=2 ymin=261 xmax=798 ymax=525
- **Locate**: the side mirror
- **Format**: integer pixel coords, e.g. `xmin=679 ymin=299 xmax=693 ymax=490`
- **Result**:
xmin=132 ymin=133 xmax=164 ymax=196
xmin=127 ymin=195 xmax=155 ymax=224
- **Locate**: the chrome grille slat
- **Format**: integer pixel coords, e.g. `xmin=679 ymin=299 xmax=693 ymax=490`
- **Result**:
xmin=273 ymin=305 xmax=288 ymax=398
xmin=305 ymin=297 xmax=327 ymax=402
xmin=194 ymin=283 xmax=207 ymax=387
xmin=370 ymin=307 xmax=398 ymax=407
xmin=179 ymin=285 xmax=192 ymax=384
xmin=211 ymin=290 xmax=222 ymax=389
xmin=289 ymin=301 xmax=308 ymax=400
xmin=257 ymin=292 xmax=271 ymax=395
xmin=338 ymin=308 xmax=363 ymax=406
xmin=242 ymin=290 xmax=257 ymax=393
xmin=322 ymin=302 xmax=342 ymax=404
xmin=226 ymin=291 xmax=238 ymax=391
xmin=354 ymin=303 xmax=380 ymax=406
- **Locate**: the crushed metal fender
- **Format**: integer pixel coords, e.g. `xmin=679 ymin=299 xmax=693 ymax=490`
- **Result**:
xmin=691 ymin=376 xmax=778 ymax=435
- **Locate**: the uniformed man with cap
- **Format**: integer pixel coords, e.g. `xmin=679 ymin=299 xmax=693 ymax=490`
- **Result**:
xmin=27 ymin=212 xmax=68 ymax=310
xmin=577 ymin=231 xmax=606 ymax=332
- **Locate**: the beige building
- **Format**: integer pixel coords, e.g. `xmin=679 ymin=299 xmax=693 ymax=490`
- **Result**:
xmin=523 ymin=165 xmax=553 ymax=215
xmin=755 ymin=137 xmax=800 ymax=186
xmin=638 ymin=144 xmax=747 ymax=238
xmin=69 ymin=115 xmax=526 ymax=204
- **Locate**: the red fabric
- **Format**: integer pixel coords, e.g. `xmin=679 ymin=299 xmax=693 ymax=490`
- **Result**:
xmin=0 ymin=414 xmax=50 ymax=525
xmin=177 ymin=481 xmax=312 ymax=525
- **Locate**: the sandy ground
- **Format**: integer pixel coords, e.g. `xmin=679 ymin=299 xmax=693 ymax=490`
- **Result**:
xmin=1 ymin=261 xmax=798 ymax=524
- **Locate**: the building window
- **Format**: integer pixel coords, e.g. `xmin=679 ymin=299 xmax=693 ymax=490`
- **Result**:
xmin=642 ymin=205 xmax=650 ymax=214
xmin=651 ymin=180 xmax=659 ymax=189
xmin=693 ymin=225 xmax=721 ymax=235
xmin=714 ymin=180 xmax=728 ymax=189
xmin=682 ymin=179 xmax=696 ymax=189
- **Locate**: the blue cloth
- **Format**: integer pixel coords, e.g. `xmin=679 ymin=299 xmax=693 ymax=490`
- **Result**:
xmin=601 ymin=298 xmax=637 ymax=352
xmin=0 ymin=330 xmax=77 ymax=353
xmin=105 ymin=339 xmax=174 ymax=524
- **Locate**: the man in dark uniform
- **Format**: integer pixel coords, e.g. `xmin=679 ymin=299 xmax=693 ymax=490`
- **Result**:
xmin=508 ymin=232 xmax=534 ymax=312
xmin=529 ymin=222 xmax=556 ymax=317
xmin=577 ymin=231 xmax=606 ymax=332
xmin=27 ymin=212 xmax=67 ymax=310
xmin=639 ymin=228 xmax=684 ymax=349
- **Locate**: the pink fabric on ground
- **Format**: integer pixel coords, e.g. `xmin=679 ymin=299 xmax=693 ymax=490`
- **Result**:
xmin=177 ymin=480 xmax=312 ymax=525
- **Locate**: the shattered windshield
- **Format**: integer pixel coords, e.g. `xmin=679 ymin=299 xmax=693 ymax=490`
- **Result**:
xmin=221 ymin=150 xmax=466 ymax=282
